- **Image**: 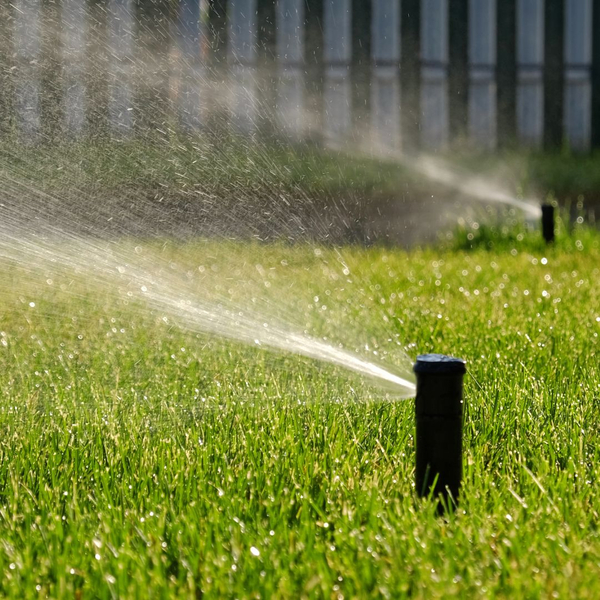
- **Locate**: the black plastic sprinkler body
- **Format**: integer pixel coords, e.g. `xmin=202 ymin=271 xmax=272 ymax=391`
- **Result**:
xmin=541 ymin=203 xmax=555 ymax=243
xmin=414 ymin=354 xmax=466 ymax=510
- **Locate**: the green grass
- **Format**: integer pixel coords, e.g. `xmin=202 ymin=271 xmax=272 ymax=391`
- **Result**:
xmin=4 ymin=136 xmax=600 ymax=208
xmin=0 ymin=135 xmax=420 ymax=199
xmin=449 ymin=206 xmax=598 ymax=252
xmin=439 ymin=149 xmax=600 ymax=206
xmin=1 ymin=223 xmax=600 ymax=598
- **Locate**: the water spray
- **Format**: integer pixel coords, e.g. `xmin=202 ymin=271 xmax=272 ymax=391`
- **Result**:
xmin=414 ymin=354 xmax=466 ymax=509
xmin=541 ymin=203 xmax=555 ymax=243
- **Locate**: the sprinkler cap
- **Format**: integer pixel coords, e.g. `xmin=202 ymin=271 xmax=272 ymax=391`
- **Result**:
xmin=413 ymin=354 xmax=466 ymax=375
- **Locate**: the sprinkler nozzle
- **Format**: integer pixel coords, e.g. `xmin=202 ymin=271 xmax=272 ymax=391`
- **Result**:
xmin=541 ymin=203 xmax=555 ymax=243
xmin=414 ymin=354 xmax=466 ymax=510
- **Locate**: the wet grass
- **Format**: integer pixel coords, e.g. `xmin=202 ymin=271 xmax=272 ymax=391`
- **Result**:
xmin=449 ymin=206 xmax=598 ymax=253
xmin=5 ymin=136 xmax=600 ymax=209
xmin=0 ymin=135 xmax=419 ymax=199
xmin=0 ymin=223 xmax=599 ymax=597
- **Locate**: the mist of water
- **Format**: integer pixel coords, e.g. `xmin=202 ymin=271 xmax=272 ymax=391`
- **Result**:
xmin=0 ymin=4 xmax=543 ymax=400
xmin=0 ymin=166 xmax=417 ymax=398
xmin=404 ymin=155 xmax=542 ymax=219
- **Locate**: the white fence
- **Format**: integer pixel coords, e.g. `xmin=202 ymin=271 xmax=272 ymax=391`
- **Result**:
xmin=4 ymin=0 xmax=600 ymax=151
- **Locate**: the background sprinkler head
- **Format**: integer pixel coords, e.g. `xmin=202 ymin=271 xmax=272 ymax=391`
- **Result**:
xmin=541 ymin=203 xmax=555 ymax=244
xmin=413 ymin=354 xmax=466 ymax=511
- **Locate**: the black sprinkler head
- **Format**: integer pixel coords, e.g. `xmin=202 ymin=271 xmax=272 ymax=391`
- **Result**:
xmin=414 ymin=354 xmax=466 ymax=510
xmin=541 ymin=203 xmax=555 ymax=244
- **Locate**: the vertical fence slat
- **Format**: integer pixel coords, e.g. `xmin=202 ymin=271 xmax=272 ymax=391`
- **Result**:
xmin=371 ymin=0 xmax=401 ymax=152
xmin=400 ymin=0 xmax=420 ymax=148
xmin=14 ymin=0 xmax=42 ymax=141
xmin=421 ymin=0 xmax=449 ymax=149
xmin=107 ymin=0 xmax=135 ymax=134
xmin=62 ymin=0 xmax=88 ymax=136
xmin=449 ymin=0 xmax=468 ymax=142
xmin=228 ymin=0 xmax=257 ymax=133
xmin=276 ymin=0 xmax=303 ymax=65
xmin=323 ymin=0 xmax=352 ymax=144
xmin=468 ymin=0 xmax=497 ymax=148
xmin=517 ymin=0 xmax=544 ymax=146
xmin=177 ymin=0 xmax=206 ymax=131
xmin=276 ymin=0 xmax=305 ymax=137
xmin=497 ymin=0 xmax=516 ymax=146
xmin=543 ymin=0 xmax=563 ymax=148
xmin=563 ymin=0 xmax=592 ymax=151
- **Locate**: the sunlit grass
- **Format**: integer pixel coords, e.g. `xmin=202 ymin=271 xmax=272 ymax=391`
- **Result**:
xmin=0 ymin=222 xmax=599 ymax=597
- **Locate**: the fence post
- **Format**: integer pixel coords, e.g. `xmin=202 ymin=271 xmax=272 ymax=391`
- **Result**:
xmin=323 ymin=0 xmax=352 ymax=145
xmin=497 ymin=0 xmax=516 ymax=147
xmin=228 ymin=0 xmax=257 ymax=134
xmin=14 ymin=0 xmax=42 ymax=142
xmin=468 ymin=0 xmax=497 ymax=148
xmin=420 ymin=0 xmax=449 ymax=150
xmin=543 ymin=0 xmax=563 ymax=148
xmin=371 ymin=0 xmax=401 ymax=152
xmin=62 ymin=0 xmax=88 ymax=136
xmin=107 ymin=0 xmax=135 ymax=135
xmin=449 ymin=0 xmax=468 ymax=143
xmin=276 ymin=0 xmax=305 ymax=138
xmin=176 ymin=0 xmax=207 ymax=132
xmin=563 ymin=0 xmax=592 ymax=151
xmin=400 ymin=0 xmax=421 ymax=149
xmin=517 ymin=0 xmax=544 ymax=146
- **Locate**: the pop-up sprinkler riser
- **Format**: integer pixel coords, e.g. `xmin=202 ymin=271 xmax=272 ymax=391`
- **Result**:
xmin=414 ymin=354 xmax=466 ymax=509
xmin=541 ymin=203 xmax=555 ymax=243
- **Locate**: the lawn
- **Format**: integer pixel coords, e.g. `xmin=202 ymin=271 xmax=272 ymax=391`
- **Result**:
xmin=0 ymin=219 xmax=599 ymax=598
xmin=3 ymin=135 xmax=600 ymax=207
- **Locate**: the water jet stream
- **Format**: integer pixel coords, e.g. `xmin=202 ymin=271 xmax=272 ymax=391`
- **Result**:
xmin=0 ymin=172 xmax=416 ymax=398
xmin=406 ymin=155 xmax=542 ymax=219
xmin=340 ymin=142 xmax=543 ymax=220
